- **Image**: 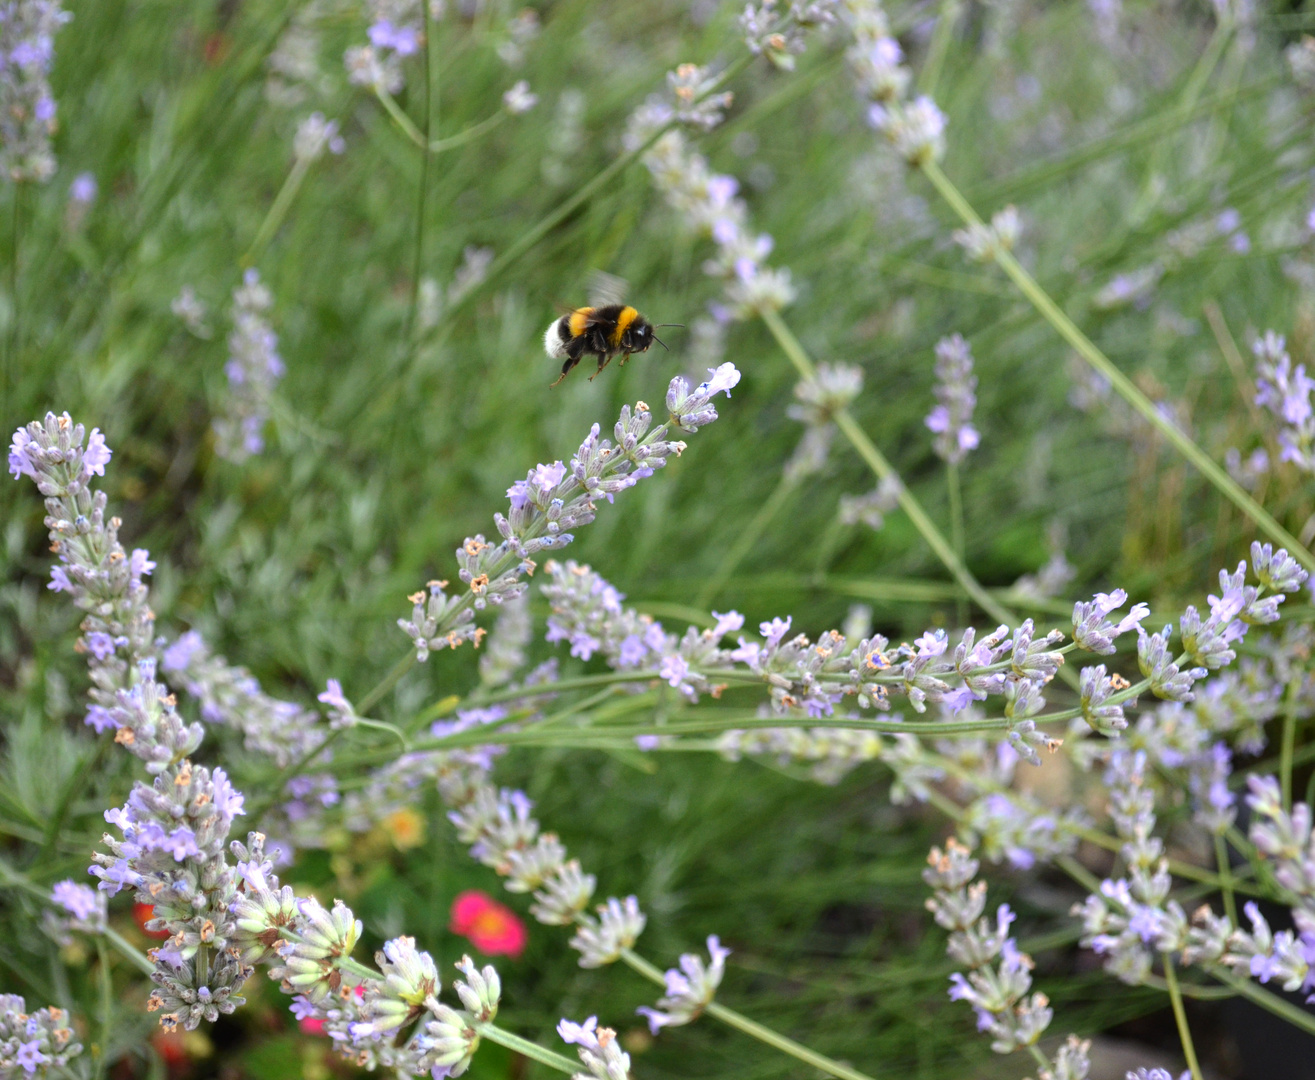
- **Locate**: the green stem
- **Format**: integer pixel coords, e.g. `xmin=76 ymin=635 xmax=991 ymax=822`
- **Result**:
xmin=1215 ymin=832 xmax=1238 ymax=928
xmin=242 ymin=154 xmax=313 ymax=267
xmin=619 ymin=950 xmax=878 ymax=1080
xmin=375 ymin=86 xmax=427 ymax=148
xmin=102 ymin=928 xmax=156 ymax=977
xmin=1162 ymin=958 xmax=1204 ymax=1080
xmin=946 ymin=460 xmax=967 ymax=628
xmin=918 ymin=157 xmax=1315 ymax=574
xmin=354 ymin=716 xmax=410 ymax=749
xmin=429 ymin=110 xmax=505 ymax=153
xmin=473 ymin=1022 xmax=580 ymax=1075
xmin=696 ymin=471 xmax=798 ymax=608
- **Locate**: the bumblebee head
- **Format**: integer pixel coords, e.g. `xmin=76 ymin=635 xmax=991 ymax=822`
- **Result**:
xmin=628 ymin=322 xmax=654 ymax=352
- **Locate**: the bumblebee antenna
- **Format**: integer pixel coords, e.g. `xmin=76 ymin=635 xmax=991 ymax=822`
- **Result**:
xmin=652 ymin=336 xmax=670 ymax=351
xmin=654 ymin=323 xmax=685 ymax=329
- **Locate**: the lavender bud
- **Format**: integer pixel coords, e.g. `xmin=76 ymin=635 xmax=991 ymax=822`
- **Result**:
xmin=1071 ymin=589 xmax=1150 ymax=654
xmin=0 ymin=995 xmax=83 ymax=1075
xmin=1250 ymin=540 xmax=1308 ymax=593
xmin=952 ymin=206 xmax=1021 ymax=263
xmin=636 ymin=935 xmax=730 ymax=1034
xmin=530 ymin=860 xmax=597 ymax=925
xmin=1079 ymin=665 xmax=1129 ymax=735
xmin=558 ymin=1017 xmax=633 ymax=1080
xmin=503 ymin=833 xmax=567 ymax=892
xmin=569 ymin=896 xmax=646 ymax=968
xmin=1037 ymin=1035 xmax=1092 ymax=1080
xmin=351 ymin=936 xmax=440 ymax=1042
xmin=788 ymin=363 xmax=863 ymax=426
xmin=293 ymin=112 xmax=345 ymax=160
xmin=1136 ymin=626 xmax=1203 ymax=701
xmin=453 ymin=955 xmax=500 ymax=1021
xmin=501 ymin=79 xmax=538 ymax=114
xmin=666 ymin=63 xmax=733 ymax=130
xmin=868 ymin=95 xmax=947 ymax=165
xmin=417 ymin=1000 xmax=481 ymax=1077
xmin=667 ymin=363 xmax=741 ymax=432
xmin=171 ymin=286 xmax=212 ymax=338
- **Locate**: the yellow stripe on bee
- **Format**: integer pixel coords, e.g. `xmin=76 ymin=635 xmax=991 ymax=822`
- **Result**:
xmin=568 ymin=307 xmax=594 ymax=338
xmin=610 ymin=306 xmax=639 ymax=348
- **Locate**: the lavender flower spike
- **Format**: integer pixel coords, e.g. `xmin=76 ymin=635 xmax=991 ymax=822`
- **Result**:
xmin=214 ymin=268 xmax=284 ymax=463
xmin=637 ymin=935 xmax=731 ymax=1033
xmin=926 ymin=334 xmax=979 ymax=465
xmin=0 ymin=0 xmax=70 ymax=183
xmin=402 ymin=371 xmax=738 ymax=661
xmin=10 ymin=413 xmax=162 ymax=733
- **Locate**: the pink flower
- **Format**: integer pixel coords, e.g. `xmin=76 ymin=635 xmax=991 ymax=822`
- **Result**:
xmin=450 ymin=890 xmax=527 ymax=958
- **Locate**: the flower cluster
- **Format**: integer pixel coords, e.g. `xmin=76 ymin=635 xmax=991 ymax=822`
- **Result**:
xmin=637 ymin=935 xmax=730 ymax=1033
xmin=1253 ymin=330 xmax=1315 ymax=473
xmin=293 ymin=111 xmax=345 ymax=160
xmin=925 ymin=839 xmax=1057 ymax=1055
xmin=628 ymin=65 xmax=795 ymax=320
xmin=45 ymin=880 xmax=107 ymax=944
xmin=925 ymin=334 xmax=979 ymax=465
xmin=214 ymin=269 xmax=284 ymax=463
xmin=1220 ymin=776 xmax=1315 ymax=995
xmin=837 ymin=475 xmax=902 ymax=530
xmin=558 ymin=1017 xmax=633 ymax=1080
xmin=783 ymin=363 xmax=863 ymax=478
xmin=0 ymin=0 xmax=70 ymax=182
xmin=0 ymin=995 xmax=83 ymax=1077
xmin=345 ymin=0 xmax=424 ymax=93
xmin=952 ymin=206 xmax=1021 ymax=264
xmin=399 ymin=374 xmax=737 ymax=662
xmin=842 ymin=3 xmax=946 ymax=165
xmin=739 ymin=0 xmax=835 ymax=71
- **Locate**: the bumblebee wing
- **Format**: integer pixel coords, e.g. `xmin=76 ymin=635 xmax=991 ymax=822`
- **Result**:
xmin=586 ymin=269 xmax=629 ymax=308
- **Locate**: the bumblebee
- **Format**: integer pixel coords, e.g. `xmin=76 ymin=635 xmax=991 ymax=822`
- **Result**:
xmin=544 ymin=271 xmax=679 ymax=387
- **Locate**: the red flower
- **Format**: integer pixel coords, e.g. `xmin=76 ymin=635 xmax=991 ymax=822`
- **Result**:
xmin=449 ymin=890 xmax=527 ymax=958
xmin=134 ymin=902 xmax=170 ymax=939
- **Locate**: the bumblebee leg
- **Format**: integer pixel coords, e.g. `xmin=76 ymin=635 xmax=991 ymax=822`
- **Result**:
xmin=550 ymin=355 xmax=579 ymax=388
xmin=618 ymin=352 xmax=631 ymax=367
xmin=588 ymin=354 xmax=615 ymax=381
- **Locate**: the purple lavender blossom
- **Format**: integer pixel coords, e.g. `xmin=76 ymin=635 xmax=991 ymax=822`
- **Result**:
xmin=0 ymin=0 xmax=70 ymax=182
xmin=214 ymin=269 xmax=283 ymax=463
xmin=926 ymin=335 xmax=979 ymax=465
xmin=1253 ymin=331 xmax=1315 ymax=472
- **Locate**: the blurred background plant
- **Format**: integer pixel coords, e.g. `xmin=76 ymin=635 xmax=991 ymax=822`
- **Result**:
xmin=3 ymin=0 xmax=1315 ymax=1077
